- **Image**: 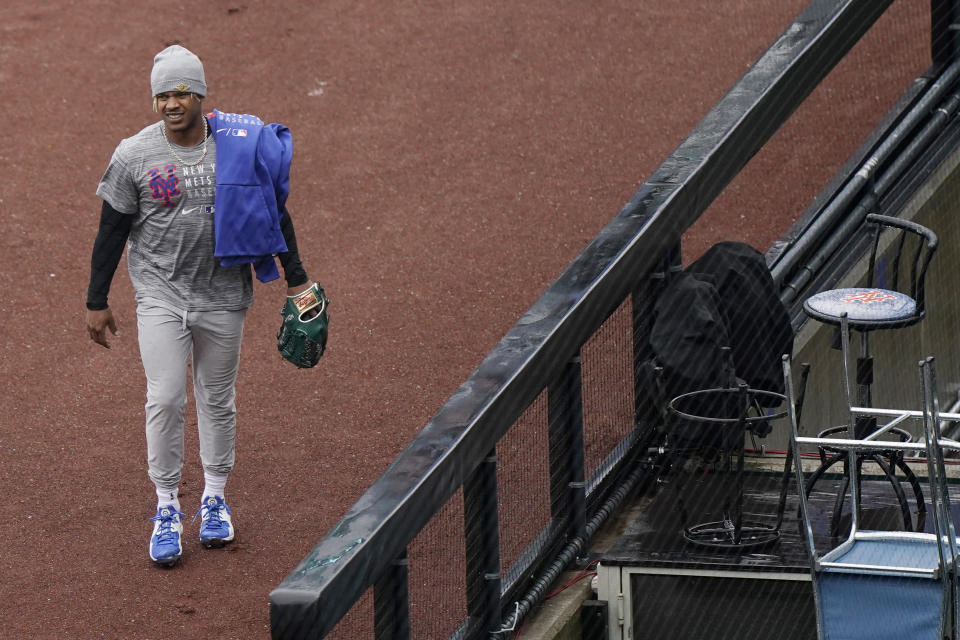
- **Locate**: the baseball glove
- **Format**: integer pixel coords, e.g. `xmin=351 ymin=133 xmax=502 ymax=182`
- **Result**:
xmin=277 ymin=283 xmax=330 ymax=368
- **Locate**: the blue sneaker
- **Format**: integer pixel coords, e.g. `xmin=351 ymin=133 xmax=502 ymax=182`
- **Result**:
xmin=195 ymin=496 xmax=235 ymax=548
xmin=149 ymin=505 xmax=184 ymax=566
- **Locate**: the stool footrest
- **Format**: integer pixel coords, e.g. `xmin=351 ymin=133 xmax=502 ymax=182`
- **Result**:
xmin=683 ymin=520 xmax=781 ymax=549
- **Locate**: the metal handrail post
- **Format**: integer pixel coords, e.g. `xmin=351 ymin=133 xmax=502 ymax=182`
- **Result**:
xmin=464 ymin=451 xmax=502 ymax=639
xmin=373 ymin=551 xmax=410 ymax=640
xmin=549 ymin=357 xmax=587 ymax=546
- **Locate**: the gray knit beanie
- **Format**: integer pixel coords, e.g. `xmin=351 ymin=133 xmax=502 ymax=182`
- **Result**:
xmin=151 ymin=45 xmax=207 ymax=97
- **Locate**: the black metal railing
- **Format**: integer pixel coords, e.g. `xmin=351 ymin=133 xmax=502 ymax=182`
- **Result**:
xmin=269 ymin=1 xmax=958 ymax=638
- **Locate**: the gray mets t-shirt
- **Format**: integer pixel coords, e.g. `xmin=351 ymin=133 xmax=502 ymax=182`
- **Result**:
xmin=96 ymin=121 xmax=253 ymax=311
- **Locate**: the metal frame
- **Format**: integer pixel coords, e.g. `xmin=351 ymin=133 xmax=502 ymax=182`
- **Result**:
xmin=783 ymin=356 xmax=954 ymax=640
xmin=921 ymin=357 xmax=960 ymax=639
xmin=666 ymin=386 xmax=788 ymax=549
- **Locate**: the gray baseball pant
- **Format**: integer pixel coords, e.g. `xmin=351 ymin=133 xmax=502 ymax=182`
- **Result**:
xmin=136 ymin=299 xmax=247 ymax=491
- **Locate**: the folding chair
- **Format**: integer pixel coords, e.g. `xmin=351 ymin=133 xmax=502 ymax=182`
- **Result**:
xmin=920 ymin=357 xmax=960 ymax=639
xmin=784 ymin=354 xmax=950 ymax=639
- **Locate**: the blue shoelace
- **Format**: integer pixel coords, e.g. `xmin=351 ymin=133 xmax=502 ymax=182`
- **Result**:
xmin=150 ymin=509 xmax=183 ymax=544
xmin=194 ymin=501 xmax=225 ymax=530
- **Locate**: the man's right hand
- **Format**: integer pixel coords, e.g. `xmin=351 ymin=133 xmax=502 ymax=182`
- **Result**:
xmin=86 ymin=308 xmax=118 ymax=349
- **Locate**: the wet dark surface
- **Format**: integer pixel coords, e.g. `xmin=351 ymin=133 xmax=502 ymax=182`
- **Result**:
xmin=601 ymin=472 xmax=930 ymax=572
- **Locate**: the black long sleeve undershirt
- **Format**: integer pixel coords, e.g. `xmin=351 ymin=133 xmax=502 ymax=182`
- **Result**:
xmin=86 ymin=201 xmax=310 ymax=310
xmin=277 ymin=207 xmax=309 ymax=289
xmin=85 ymin=202 xmax=132 ymax=310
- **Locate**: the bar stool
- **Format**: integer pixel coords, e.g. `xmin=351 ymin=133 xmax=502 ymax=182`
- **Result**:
xmin=667 ymin=383 xmax=787 ymax=548
xmin=802 ymin=213 xmax=937 ymax=536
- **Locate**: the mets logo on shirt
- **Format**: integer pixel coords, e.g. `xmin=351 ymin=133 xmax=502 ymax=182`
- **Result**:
xmin=148 ymin=164 xmax=180 ymax=206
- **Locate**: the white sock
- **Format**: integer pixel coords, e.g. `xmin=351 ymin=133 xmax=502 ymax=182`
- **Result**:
xmin=155 ymin=485 xmax=181 ymax=512
xmin=202 ymin=470 xmax=228 ymax=502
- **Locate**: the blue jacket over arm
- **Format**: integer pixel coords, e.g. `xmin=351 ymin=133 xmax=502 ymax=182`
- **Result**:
xmin=211 ymin=110 xmax=292 ymax=283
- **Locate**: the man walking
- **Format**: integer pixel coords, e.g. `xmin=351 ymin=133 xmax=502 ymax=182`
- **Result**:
xmin=85 ymin=45 xmax=313 ymax=566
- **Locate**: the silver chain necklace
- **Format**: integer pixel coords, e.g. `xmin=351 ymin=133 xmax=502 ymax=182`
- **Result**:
xmin=160 ymin=116 xmax=209 ymax=167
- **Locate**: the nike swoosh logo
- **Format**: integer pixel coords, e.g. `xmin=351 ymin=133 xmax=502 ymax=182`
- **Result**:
xmin=217 ymin=128 xmax=229 ymax=133
xmin=182 ymin=207 xmax=200 ymax=216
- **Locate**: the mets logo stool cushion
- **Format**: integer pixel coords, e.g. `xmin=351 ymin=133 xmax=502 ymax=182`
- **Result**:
xmin=803 ymin=288 xmax=917 ymax=325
